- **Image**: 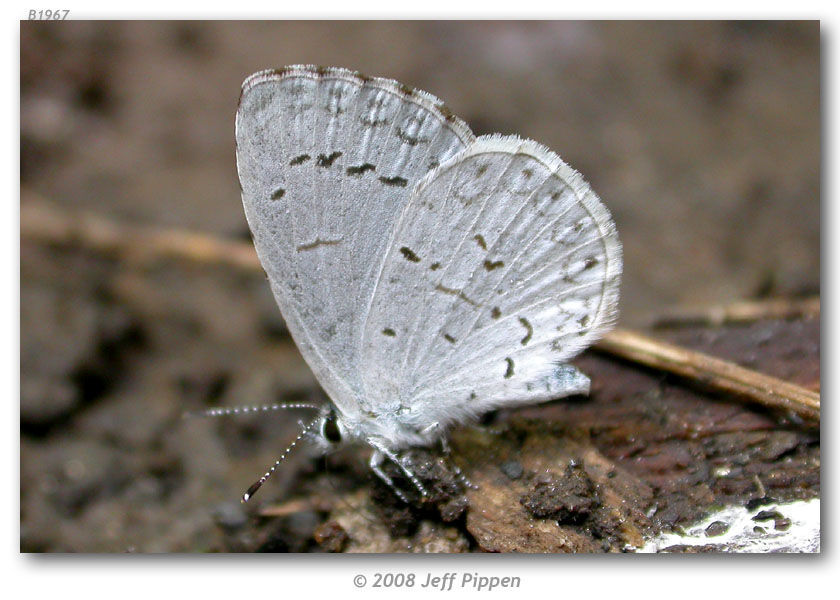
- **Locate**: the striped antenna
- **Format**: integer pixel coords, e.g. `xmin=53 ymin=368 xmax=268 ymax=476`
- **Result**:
xmin=241 ymin=413 xmax=324 ymax=503
xmin=184 ymin=402 xmax=323 ymax=419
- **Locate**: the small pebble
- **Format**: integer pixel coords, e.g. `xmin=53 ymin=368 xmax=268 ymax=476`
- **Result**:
xmin=704 ymin=520 xmax=730 ymax=537
xmin=499 ymin=460 xmax=523 ymax=480
xmin=746 ymin=496 xmax=777 ymax=511
xmin=314 ymin=520 xmax=349 ymax=552
xmin=752 ymin=510 xmax=784 ymax=522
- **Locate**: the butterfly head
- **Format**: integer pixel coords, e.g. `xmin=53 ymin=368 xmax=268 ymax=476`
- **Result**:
xmin=314 ymin=405 xmax=345 ymax=448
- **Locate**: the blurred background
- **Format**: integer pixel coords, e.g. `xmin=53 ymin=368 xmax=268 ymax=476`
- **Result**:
xmin=20 ymin=21 xmax=819 ymax=551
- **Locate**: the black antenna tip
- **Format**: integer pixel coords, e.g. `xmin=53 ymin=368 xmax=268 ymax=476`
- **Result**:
xmin=242 ymin=480 xmax=263 ymax=503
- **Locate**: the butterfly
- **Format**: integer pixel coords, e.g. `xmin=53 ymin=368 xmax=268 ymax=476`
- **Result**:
xmin=228 ymin=65 xmax=621 ymax=503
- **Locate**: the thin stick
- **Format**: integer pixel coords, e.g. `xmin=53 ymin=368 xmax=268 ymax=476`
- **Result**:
xmin=651 ymin=297 xmax=820 ymax=328
xmin=21 ymin=197 xmax=263 ymax=273
xmin=257 ymin=497 xmax=334 ymax=517
xmin=595 ymin=328 xmax=820 ymax=422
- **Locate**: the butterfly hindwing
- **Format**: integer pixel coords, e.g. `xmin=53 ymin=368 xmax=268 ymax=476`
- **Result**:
xmin=361 ymin=135 xmax=621 ymax=429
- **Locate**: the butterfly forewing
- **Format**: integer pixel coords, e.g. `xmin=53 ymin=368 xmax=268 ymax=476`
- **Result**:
xmin=236 ymin=66 xmax=475 ymax=419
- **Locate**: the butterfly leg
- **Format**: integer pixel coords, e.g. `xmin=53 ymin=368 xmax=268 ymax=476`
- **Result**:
xmin=368 ymin=439 xmax=429 ymax=501
xmin=369 ymin=449 xmax=413 ymax=503
xmin=439 ymin=435 xmax=478 ymax=490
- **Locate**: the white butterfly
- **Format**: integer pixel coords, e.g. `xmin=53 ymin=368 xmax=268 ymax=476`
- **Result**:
xmin=231 ymin=65 xmax=621 ymax=502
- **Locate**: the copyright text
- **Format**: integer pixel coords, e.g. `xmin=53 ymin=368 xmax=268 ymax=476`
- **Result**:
xmin=354 ymin=572 xmax=521 ymax=591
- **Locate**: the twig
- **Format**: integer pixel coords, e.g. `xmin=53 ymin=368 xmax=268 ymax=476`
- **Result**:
xmin=595 ymin=328 xmax=820 ymax=422
xmin=21 ymin=197 xmax=263 ymax=273
xmin=651 ymin=297 xmax=820 ymax=328
xmin=257 ymin=496 xmax=334 ymax=517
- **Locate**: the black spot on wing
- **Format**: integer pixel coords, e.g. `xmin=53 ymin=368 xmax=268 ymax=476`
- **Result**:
xmin=316 ymin=151 xmax=342 ymax=167
xmin=346 ymin=163 xmax=376 ymax=176
xmin=474 ymin=234 xmax=487 ymax=250
xmin=504 ymin=358 xmax=515 ymax=379
xmin=270 ymin=188 xmax=285 ymax=200
xmin=519 ymin=317 xmax=533 ymax=345
xmin=396 ymin=114 xmax=430 ymax=146
xmin=483 ymin=259 xmax=504 ymax=271
xmin=290 ymin=154 xmax=310 ymax=166
xmin=436 ymin=102 xmax=458 ymax=123
xmin=400 ymin=247 xmax=421 ymax=262
xmin=382 ymin=328 xmax=396 ymax=337
xmin=360 ymin=96 xmax=390 ymax=126
xmin=296 ymin=238 xmax=342 ymax=252
xmin=379 ymin=176 xmax=408 ymax=187
xmin=397 ymin=129 xmax=429 ymax=146
xmin=435 ymin=284 xmax=478 ymax=307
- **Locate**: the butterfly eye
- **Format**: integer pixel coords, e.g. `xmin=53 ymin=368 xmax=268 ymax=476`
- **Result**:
xmin=321 ymin=411 xmax=342 ymax=444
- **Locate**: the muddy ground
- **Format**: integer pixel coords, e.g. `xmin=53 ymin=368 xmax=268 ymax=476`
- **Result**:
xmin=20 ymin=21 xmax=819 ymax=552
